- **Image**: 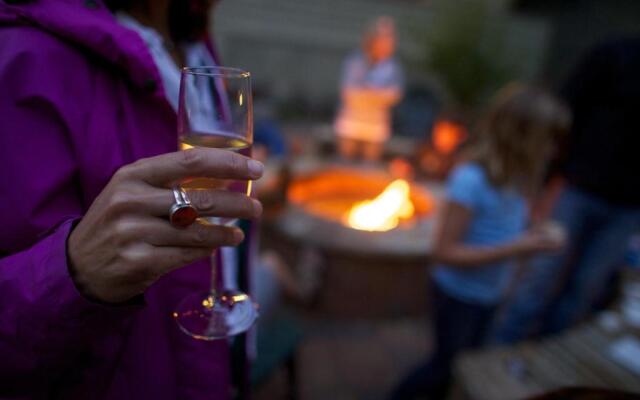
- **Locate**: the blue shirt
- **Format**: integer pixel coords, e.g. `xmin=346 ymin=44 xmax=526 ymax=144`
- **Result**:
xmin=432 ymin=163 xmax=527 ymax=305
xmin=341 ymin=51 xmax=404 ymax=89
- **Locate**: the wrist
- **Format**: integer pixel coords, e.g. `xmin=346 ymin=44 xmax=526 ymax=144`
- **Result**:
xmin=66 ymin=220 xmax=103 ymax=303
xmin=507 ymin=238 xmax=531 ymax=258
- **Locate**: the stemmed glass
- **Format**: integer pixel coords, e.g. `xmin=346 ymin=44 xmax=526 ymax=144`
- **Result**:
xmin=173 ymin=66 xmax=258 ymax=340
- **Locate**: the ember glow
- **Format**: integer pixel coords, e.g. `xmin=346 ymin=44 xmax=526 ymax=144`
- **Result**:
xmin=345 ymin=179 xmax=415 ymax=232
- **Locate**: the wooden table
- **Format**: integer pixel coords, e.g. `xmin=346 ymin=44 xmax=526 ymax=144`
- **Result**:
xmin=454 ymin=317 xmax=640 ymax=400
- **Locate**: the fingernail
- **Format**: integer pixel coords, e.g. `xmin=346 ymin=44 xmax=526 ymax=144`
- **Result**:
xmin=252 ymin=199 xmax=263 ymax=217
xmin=248 ymin=159 xmax=264 ymax=178
xmin=233 ymin=228 xmax=245 ymax=244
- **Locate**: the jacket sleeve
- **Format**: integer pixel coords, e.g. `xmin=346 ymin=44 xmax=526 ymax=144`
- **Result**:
xmin=0 ymin=27 xmax=140 ymax=390
xmin=0 ymin=220 xmax=143 ymax=386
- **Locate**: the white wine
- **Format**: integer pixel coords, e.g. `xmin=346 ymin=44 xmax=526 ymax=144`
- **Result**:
xmin=179 ymin=131 xmax=252 ymax=197
xmin=180 ymin=131 xmax=250 ymax=151
xmin=179 ymin=132 xmax=252 ymax=226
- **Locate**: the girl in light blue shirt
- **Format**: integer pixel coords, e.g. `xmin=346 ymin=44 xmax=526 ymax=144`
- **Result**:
xmin=391 ymin=83 xmax=571 ymax=399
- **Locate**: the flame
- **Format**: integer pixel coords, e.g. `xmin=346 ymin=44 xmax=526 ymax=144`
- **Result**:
xmin=345 ymin=179 xmax=415 ymax=232
xmin=433 ymin=120 xmax=467 ymax=155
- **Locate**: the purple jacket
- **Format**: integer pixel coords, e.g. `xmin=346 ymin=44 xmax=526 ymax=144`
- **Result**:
xmin=0 ymin=1 xmax=230 ymax=398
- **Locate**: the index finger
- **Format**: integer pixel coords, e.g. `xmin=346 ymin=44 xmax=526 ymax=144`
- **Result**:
xmin=125 ymin=147 xmax=264 ymax=186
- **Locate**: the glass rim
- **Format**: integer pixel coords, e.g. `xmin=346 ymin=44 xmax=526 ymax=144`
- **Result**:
xmin=181 ymin=66 xmax=250 ymax=78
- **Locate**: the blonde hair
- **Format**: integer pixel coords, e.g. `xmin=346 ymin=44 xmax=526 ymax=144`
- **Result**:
xmin=366 ymin=16 xmax=396 ymax=37
xmin=467 ymin=83 xmax=571 ymax=193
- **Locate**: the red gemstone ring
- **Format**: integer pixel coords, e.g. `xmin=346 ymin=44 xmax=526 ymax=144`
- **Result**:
xmin=169 ymin=186 xmax=199 ymax=228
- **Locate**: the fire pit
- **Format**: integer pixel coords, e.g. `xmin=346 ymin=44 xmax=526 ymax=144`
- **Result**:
xmin=265 ymin=162 xmax=444 ymax=318
xmin=285 ymin=167 xmax=436 ymax=256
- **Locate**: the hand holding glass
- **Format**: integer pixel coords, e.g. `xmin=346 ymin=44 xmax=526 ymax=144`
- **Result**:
xmin=173 ymin=66 xmax=258 ymax=340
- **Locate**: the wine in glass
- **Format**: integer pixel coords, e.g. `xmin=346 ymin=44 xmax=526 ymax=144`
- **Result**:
xmin=173 ymin=66 xmax=258 ymax=340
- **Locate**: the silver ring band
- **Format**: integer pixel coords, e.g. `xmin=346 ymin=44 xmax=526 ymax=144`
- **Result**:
xmin=169 ymin=185 xmax=198 ymax=228
xmin=173 ymin=186 xmax=192 ymax=205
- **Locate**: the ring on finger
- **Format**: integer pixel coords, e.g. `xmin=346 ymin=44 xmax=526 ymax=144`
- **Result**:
xmin=169 ymin=186 xmax=199 ymax=228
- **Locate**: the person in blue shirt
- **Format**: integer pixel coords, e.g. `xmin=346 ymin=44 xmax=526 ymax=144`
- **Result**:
xmin=492 ymin=38 xmax=640 ymax=343
xmin=390 ymin=83 xmax=571 ymax=400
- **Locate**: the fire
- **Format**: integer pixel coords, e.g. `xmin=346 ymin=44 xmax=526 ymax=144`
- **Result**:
xmin=345 ymin=179 xmax=415 ymax=232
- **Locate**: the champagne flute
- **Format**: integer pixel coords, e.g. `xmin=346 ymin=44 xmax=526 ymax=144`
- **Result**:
xmin=173 ymin=66 xmax=258 ymax=340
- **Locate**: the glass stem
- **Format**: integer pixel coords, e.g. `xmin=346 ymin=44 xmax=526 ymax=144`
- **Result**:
xmin=210 ymin=248 xmax=223 ymax=298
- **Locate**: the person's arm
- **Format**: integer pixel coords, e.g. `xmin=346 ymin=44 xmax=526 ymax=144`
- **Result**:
xmin=0 ymin=35 xmax=139 ymax=389
xmin=0 ymin=152 xmax=261 ymax=392
xmin=0 ymin=219 xmax=139 ymax=388
xmin=432 ymin=201 xmax=537 ymax=268
xmin=0 ymin=31 xmax=263 ymax=392
xmin=530 ymin=175 xmax=566 ymax=224
xmin=431 ymin=166 xmax=562 ymax=270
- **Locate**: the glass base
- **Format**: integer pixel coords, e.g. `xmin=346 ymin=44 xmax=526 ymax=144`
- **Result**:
xmin=173 ymin=289 xmax=258 ymax=340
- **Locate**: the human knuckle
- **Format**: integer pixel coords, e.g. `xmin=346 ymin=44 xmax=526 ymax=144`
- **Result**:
xmin=179 ymin=148 xmax=203 ymax=171
xmin=190 ymin=226 xmax=211 ymax=246
xmin=122 ymin=250 xmax=141 ymax=266
xmin=119 ymin=245 xmax=146 ymax=267
xmin=112 ymin=218 xmax=137 ymax=238
xmin=113 ymin=165 xmax=131 ymax=181
xmin=107 ymin=191 xmax=136 ymax=214
xmin=228 ymin=153 xmax=245 ymax=174
xmin=192 ymin=190 xmax=217 ymax=212
xmin=115 ymin=160 xmax=145 ymax=181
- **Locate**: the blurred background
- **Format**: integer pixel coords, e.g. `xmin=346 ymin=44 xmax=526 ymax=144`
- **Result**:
xmin=213 ymin=0 xmax=639 ymax=121
xmin=208 ymin=0 xmax=640 ymax=399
